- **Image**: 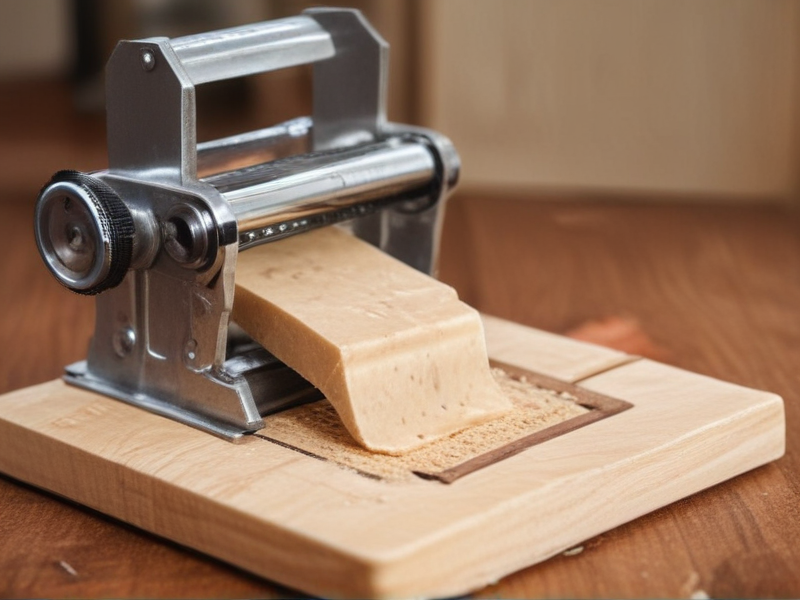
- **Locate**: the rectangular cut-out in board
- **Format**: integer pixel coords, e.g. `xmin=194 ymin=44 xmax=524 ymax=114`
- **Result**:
xmin=257 ymin=361 xmax=633 ymax=483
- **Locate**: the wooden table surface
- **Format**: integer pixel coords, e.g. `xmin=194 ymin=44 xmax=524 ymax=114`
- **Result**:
xmin=1 ymin=82 xmax=798 ymax=598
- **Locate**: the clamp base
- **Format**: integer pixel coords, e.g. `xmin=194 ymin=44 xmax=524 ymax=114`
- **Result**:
xmin=65 ymin=343 xmax=322 ymax=442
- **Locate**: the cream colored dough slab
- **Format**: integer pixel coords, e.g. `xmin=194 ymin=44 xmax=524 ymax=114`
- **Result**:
xmin=233 ymin=227 xmax=510 ymax=454
xmin=0 ymin=317 xmax=785 ymax=599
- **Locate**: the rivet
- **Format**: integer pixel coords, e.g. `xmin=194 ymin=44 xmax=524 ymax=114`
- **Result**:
xmin=141 ymin=49 xmax=156 ymax=72
xmin=113 ymin=326 xmax=136 ymax=358
xmin=184 ymin=339 xmax=198 ymax=364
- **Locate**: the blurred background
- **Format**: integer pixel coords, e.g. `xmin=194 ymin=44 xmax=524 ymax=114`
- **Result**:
xmin=1 ymin=0 xmax=799 ymax=203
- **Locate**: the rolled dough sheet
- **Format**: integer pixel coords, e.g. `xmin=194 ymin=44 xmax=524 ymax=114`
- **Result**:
xmin=233 ymin=226 xmax=511 ymax=454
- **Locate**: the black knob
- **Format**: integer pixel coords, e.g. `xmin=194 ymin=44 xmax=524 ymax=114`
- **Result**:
xmin=34 ymin=170 xmax=134 ymax=295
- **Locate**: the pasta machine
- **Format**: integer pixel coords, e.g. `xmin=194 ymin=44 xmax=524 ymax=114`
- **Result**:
xmin=33 ymin=8 xmax=459 ymax=440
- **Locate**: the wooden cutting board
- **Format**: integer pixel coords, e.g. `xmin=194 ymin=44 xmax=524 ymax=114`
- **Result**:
xmin=0 ymin=314 xmax=784 ymax=599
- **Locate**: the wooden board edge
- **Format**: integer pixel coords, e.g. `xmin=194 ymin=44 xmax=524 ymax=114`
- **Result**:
xmin=366 ymin=388 xmax=786 ymax=598
xmin=481 ymin=313 xmax=635 ymax=382
xmin=0 ymin=410 xmax=384 ymax=598
xmin=0 ymin=321 xmax=788 ymax=598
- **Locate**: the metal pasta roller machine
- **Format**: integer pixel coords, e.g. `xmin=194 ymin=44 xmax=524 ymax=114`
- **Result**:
xmin=33 ymin=8 xmax=459 ymax=440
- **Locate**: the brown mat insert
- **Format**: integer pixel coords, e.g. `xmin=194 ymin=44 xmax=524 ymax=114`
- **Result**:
xmin=254 ymin=361 xmax=632 ymax=483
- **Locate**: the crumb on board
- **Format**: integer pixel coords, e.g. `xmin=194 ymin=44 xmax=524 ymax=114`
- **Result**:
xmin=562 ymin=546 xmax=584 ymax=557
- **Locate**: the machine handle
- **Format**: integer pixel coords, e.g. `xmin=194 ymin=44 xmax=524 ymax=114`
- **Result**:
xmin=169 ymin=16 xmax=334 ymax=85
xmin=106 ymin=8 xmax=388 ymax=183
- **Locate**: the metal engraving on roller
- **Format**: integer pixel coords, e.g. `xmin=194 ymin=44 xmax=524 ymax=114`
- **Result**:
xmin=32 ymin=8 xmax=460 ymax=439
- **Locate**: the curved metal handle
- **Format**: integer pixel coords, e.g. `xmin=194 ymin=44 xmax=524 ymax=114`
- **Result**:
xmin=169 ymin=16 xmax=334 ymax=85
xmin=105 ymin=8 xmax=388 ymax=185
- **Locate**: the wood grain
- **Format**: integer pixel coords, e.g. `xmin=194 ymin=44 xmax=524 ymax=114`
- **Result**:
xmin=1 ymin=81 xmax=799 ymax=598
xmin=0 ymin=317 xmax=783 ymax=598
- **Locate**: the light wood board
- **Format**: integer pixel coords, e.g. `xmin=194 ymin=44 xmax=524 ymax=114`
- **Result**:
xmin=0 ymin=315 xmax=785 ymax=599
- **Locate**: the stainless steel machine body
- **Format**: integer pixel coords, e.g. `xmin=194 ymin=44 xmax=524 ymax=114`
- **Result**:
xmin=33 ymin=8 xmax=460 ymax=440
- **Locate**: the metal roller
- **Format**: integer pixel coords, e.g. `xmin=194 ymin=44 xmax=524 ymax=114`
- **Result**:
xmin=35 ymin=135 xmax=443 ymax=294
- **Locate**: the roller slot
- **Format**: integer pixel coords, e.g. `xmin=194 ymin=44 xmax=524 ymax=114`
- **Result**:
xmin=197 ymin=117 xmax=313 ymax=178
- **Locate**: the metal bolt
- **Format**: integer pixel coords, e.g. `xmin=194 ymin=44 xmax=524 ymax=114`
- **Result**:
xmin=141 ymin=49 xmax=156 ymax=72
xmin=184 ymin=339 xmax=198 ymax=364
xmin=67 ymin=225 xmax=85 ymax=251
xmin=113 ymin=326 xmax=136 ymax=358
xmin=163 ymin=204 xmax=210 ymax=269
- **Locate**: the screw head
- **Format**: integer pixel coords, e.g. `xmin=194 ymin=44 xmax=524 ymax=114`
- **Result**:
xmin=163 ymin=204 xmax=211 ymax=269
xmin=184 ymin=339 xmax=198 ymax=365
xmin=140 ymin=49 xmax=156 ymax=72
xmin=113 ymin=326 xmax=136 ymax=358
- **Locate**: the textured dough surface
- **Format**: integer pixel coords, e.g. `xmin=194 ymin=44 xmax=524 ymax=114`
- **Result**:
xmin=262 ymin=368 xmax=589 ymax=480
xmin=233 ymin=226 xmax=511 ymax=454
